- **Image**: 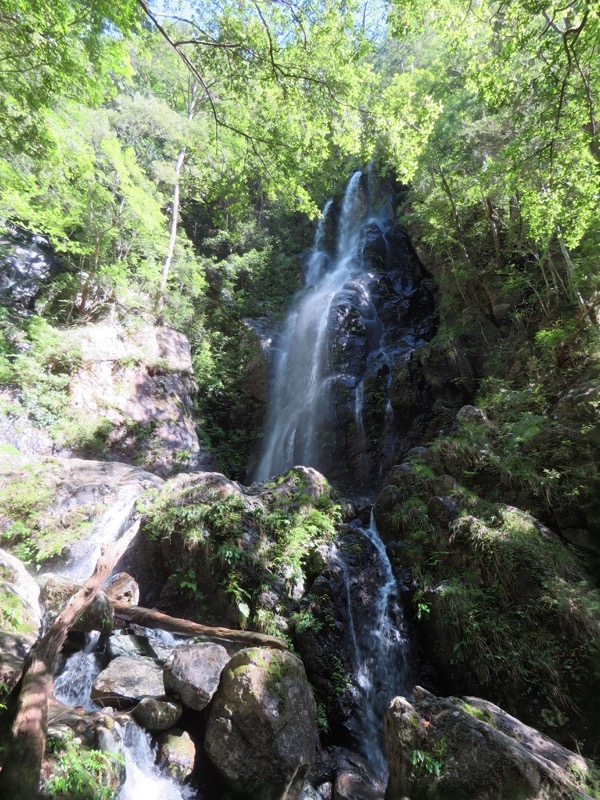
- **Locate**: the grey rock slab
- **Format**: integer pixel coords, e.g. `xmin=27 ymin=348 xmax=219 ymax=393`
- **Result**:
xmin=164 ymin=642 xmax=230 ymax=711
xmin=91 ymin=656 xmax=165 ymax=708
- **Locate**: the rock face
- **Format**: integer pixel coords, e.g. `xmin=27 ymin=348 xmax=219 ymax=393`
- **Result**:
xmin=66 ymin=321 xmax=216 ymax=476
xmin=374 ymin=444 xmax=600 ymax=749
xmin=385 ymin=687 xmax=593 ymax=800
xmin=164 ymin=642 xmax=230 ymax=711
xmin=204 ymin=647 xmax=317 ymax=800
xmin=91 ymin=656 xmax=165 ymax=708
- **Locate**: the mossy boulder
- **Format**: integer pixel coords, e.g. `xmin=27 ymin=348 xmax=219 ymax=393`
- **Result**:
xmin=385 ymin=687 xmax=594 ymax=800
xmin=204 ymin=647 xmax=317 ymax=800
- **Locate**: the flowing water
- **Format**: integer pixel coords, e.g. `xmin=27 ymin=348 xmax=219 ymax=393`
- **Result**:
xmin=255 ymin=172 xmax=412 ymax=780
xmin=254 ymin=171 xmax=373 ymax=481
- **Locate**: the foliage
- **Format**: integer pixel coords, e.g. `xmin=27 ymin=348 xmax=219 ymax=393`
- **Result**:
xmin=43 ymin=732 xmax=122 ymax=800
xmin=0 ymin=458 xmax=93 ymax=567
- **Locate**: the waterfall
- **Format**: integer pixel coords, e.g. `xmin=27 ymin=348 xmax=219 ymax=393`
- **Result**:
xmin=118 ymin=722 xmax=195 ymax=800
xmin=255 ymin=171 xmax=382 ymax=482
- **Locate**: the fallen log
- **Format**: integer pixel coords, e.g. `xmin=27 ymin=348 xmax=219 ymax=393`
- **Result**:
xmin=0 ymin=527 xmax=138 ymax=800
xmin=112 ymin=602 xmax=288 ymax=651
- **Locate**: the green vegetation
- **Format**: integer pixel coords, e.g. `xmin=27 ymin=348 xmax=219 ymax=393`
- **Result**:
xmin=140 ymin=470 xmax=340 ymax=628
xmin=43 ymin=733 xmax=122 ymax=800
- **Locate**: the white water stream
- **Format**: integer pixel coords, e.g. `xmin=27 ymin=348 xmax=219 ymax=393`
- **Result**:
xmin=255 ymin=173 xmax=411 ymax=780
xmin=254 ymin=171 xmax=375 ymax=481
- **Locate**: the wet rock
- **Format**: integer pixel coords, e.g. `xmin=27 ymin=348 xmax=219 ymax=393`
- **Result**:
xmin=157 ymin=728 xmax=195 ymax=782
xmin=204 ymin=647 xmax=317 ymax=800
xmin=104 ymin=572 xmax=139 ymax=606
xmin=372 ymin=485 xmax=403 ymax=543
xmin=0 ymin=631 xmax=38 ymax=693
xmin=385 ymin=687 xmax=592 ymax=800
xmin=0 ymin=227 xmax=59 ymax=310
xmin=133 ymin=697 xmax=183 ymax=732
xmin=164 ymin=642 xmax=230 ymax=711
xmin=37 ymin=574 xmax=114 ymax=633
xmin=331 ymin=748 xmax=384 ymax=800
xmin=91 ymin=656 xmax=165 ymax=708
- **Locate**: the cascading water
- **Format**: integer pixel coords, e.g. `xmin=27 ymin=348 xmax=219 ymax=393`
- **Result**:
xmin=254 ymin=172 xmax=420 ymax=781
xmin=254 ymin=171 xmax=373 ymax=481
xmin=119 ymin=722 xmax=195 ymax=800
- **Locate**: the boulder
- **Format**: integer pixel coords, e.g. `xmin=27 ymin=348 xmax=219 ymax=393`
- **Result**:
xmin=37 ymin=573 xmax=114 ymax=633
xmin=204 ymin=647 xmax=317 ymax=800
xmin=426 ymin=497 xmax=459 ymax=530
xmin=157 ymin=729 xmax=195 ymax=782
xmin=385 ymin=688 xmax=593 ymax=800
xmin=132 ymin=697 xmax=183 ymax=732
xmin=91 ymin=656 xmax=165 ymax=708
xmin=164 ymin=642 xmax=230 ymax=711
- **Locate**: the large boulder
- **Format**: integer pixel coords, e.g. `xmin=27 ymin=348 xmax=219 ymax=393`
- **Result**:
xmin=385 ymin=687 xmax=593 ymax=800
xmin=91 ymin=656 xmax=165 ymax=708
xmin=204 ymin=647 xmax=317 ymax=800
xmin=0 ymin=453 xmax=162 ymax=578
xmin=163 ymin=642 xmax=230 ymax=711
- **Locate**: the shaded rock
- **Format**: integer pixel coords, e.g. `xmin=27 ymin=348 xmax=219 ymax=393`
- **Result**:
xmin=133 ymin=697 xmax=183 ymax=732
xmin=373 ymin=485 xmax=403 ymax=544
xmin=157 ymin=728 xmax=195 ymax=782
xmin=164 ymin=642 xmax=230 ymax=711
xmin=92 ymin=656 xmax=165 ymax=708
xmin=427 ymin=496 xmax=459 ymax=530
xmin=104 ymin=572 xmax=139 ymax=606
xmin=37 ymin=573 xmax=114 ymax=633
xmin=385 ymin=688 xmax=592 ymax=800
xmin=0 ymin=630 xmax=37 ymax=693
xmin=204 ymin=647 xmax=317 ymax=800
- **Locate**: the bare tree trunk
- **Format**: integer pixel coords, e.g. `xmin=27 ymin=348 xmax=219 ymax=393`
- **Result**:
xmin=156 ymin=86 xmax=198 ymax=316
xmin=112 ymin=602 xmax=288 ymax=651
xmin=0 ymin=539 xmax=131 ymax=799
xmin=484 ymin=197 xmax=503 ymax=266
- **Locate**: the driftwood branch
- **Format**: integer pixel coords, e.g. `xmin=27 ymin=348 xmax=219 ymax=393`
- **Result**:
xmin=112 ymin=602 xmax=288 ymax=651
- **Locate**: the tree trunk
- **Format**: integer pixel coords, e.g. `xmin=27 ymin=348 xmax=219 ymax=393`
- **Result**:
xmin=112 ymin=602 xmax=288 ymax=651
xmin=0 ymin=537 xmax=132 ymax=799
xmin=156 ymin=86 xmax=198 ymax=316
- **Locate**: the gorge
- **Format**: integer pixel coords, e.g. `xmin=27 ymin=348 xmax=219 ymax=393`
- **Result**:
xmin=0 ymin=1 xmax=599 ymax=796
